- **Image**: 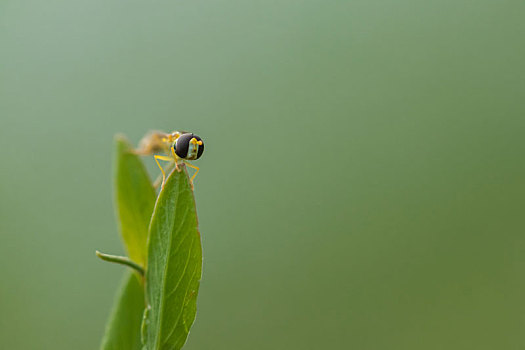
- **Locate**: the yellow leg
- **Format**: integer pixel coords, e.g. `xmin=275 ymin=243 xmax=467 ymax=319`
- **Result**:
xmin=171 ymin=147 xmax=181 ymax=171
xmin=184 ymin=161 xmax=200 ymax=188
xmin=154 ymin=155 xmax=173 ymax=187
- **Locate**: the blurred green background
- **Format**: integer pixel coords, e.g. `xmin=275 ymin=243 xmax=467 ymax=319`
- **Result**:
xmin=1 ymin=0 xmax=525 ymax=349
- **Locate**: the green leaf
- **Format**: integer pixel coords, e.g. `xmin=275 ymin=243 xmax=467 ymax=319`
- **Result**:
xmin=100 ymin=271 xmax=145 ymax=350
xmin=99 ymin=135 xmax=153 ymax=349
xmin=143 ymin=166 xmax=203 ymax=350
xmin=114 ymin=135 xmax=156 ymax=266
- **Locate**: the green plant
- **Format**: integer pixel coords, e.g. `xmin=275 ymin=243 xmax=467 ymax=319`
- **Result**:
xmin=97 ymin=135 xmax=203 ymax=350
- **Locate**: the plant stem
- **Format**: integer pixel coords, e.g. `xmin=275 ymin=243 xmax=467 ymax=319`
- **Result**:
xmin=95 ymin=250 xmax=145 ymax=276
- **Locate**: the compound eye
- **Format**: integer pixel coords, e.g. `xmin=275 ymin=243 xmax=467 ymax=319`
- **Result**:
xmin=174 ymin=133 xmax=204 ymax=160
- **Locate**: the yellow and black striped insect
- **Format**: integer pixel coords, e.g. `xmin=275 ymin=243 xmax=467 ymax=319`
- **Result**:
xmin=136 ymin=130 xmax=204 ymax=188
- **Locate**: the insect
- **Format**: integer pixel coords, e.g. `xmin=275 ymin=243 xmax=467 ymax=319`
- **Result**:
xmin=136 ymin=130 xmax=204 ymax=188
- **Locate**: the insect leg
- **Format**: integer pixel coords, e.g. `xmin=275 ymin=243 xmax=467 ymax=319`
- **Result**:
xmin=184 ymin=161 xmax=200 ymax=188
xmin=154 ymin=155 xmax=173 ymax=187
xmin=170 ymin=147 xmax=181 ymax=171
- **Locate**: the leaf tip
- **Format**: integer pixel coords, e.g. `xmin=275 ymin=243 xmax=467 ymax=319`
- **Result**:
xmin=114 ymin=133 xmax=129 ymax=143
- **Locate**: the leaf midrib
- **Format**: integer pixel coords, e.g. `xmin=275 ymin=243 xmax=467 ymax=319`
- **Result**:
xmin=153 ymin=184 xmax=179 ymax=350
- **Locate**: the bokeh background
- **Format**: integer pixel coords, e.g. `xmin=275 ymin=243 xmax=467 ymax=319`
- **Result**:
xmin=1 ymin=0 xmax=525 ymax=349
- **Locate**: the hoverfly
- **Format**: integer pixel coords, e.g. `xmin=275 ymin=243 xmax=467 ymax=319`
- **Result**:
xmin=135 ymin=130 xmax=204 ymax=188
